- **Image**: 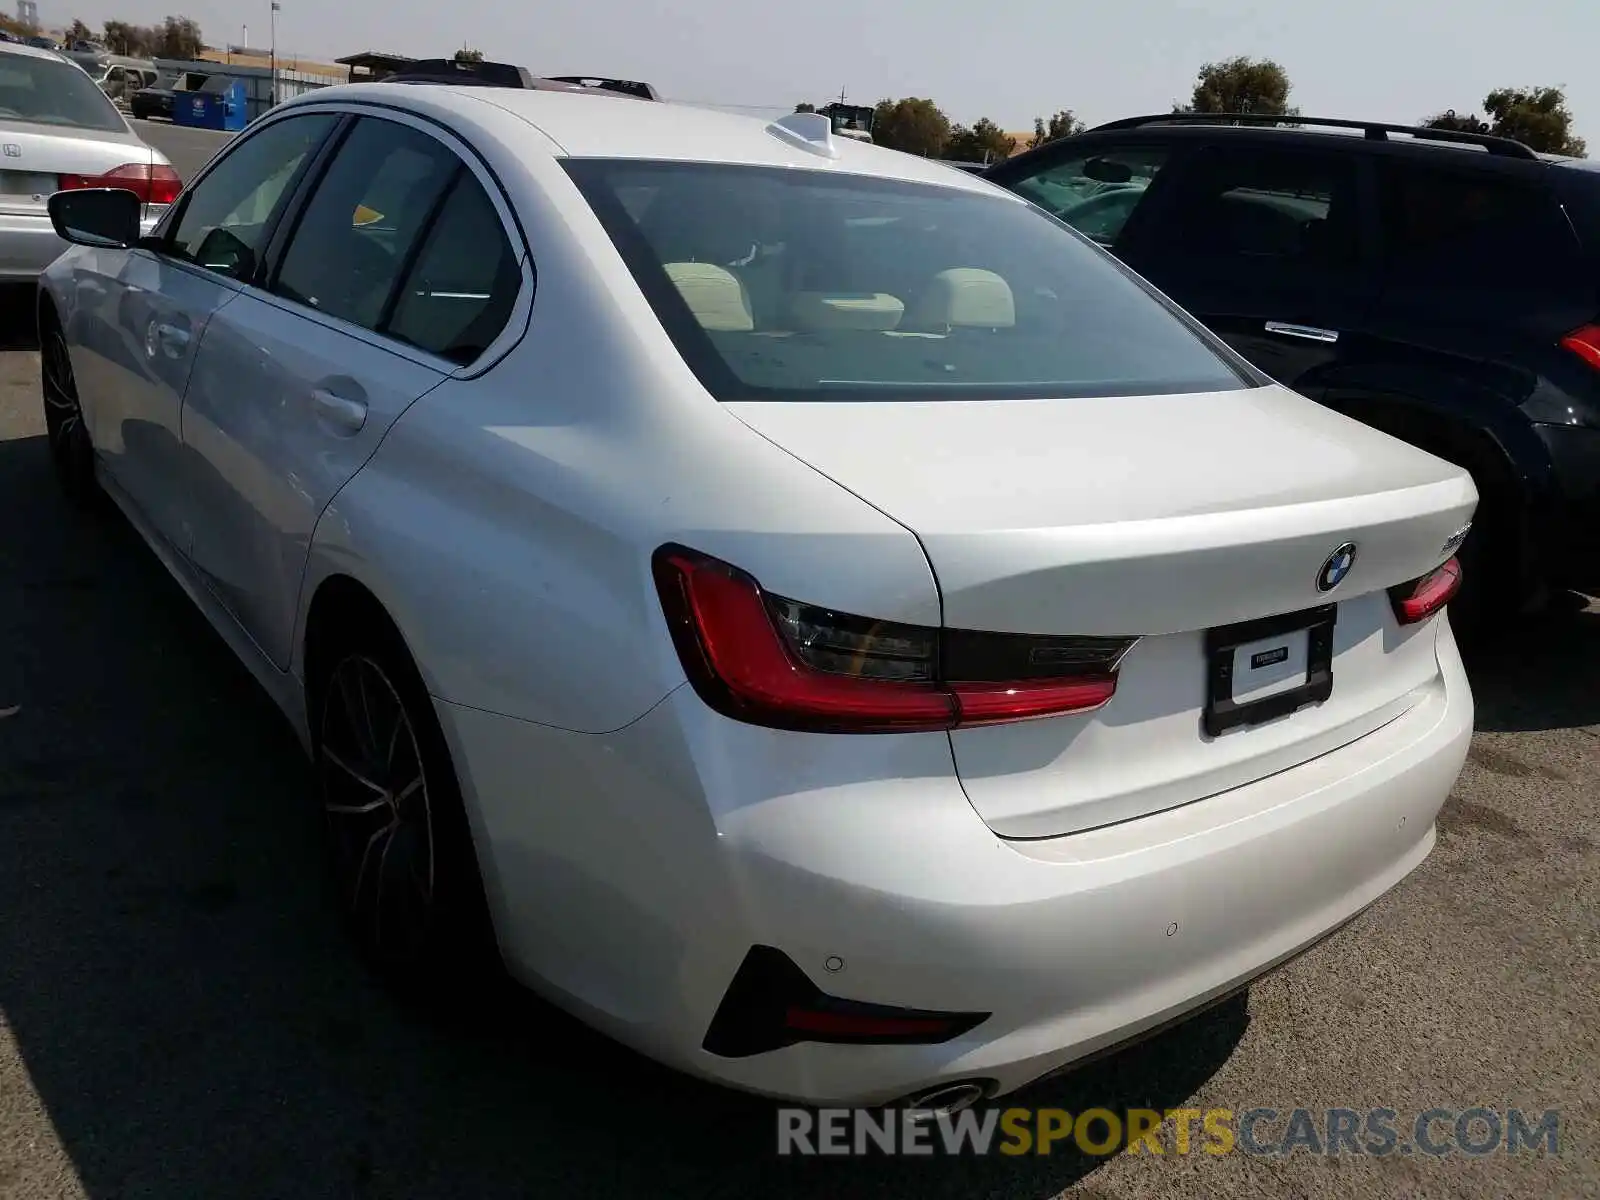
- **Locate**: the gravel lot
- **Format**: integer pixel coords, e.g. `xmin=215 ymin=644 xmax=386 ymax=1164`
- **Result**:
xmin=0 ymin=129 xmax=1595 ymax=1197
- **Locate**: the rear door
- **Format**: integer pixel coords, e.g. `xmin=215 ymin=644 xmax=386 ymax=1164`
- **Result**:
xmin=1124 ymin=142 xmax=1383 ymax=396
xmin=179 ymin=111 xmax=526 ymax=669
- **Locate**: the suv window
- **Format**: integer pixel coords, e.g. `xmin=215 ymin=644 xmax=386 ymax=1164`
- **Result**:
xmin=168 ymin=113 xmax=337 ymax=279
xmin=386 ymin=172 xmax=520 ymax=364
xmin=1008 ymin=145 xmax=1172 ymax=246
xmin=273 ymin=116 xmax=461 ymax=333
xmin=566 ymin=158 xmax=1249 ymax=403
xmin=1165 ymin=146 xmax=1362 ymax=266
xmin=1379 ymin=161 xmax=1579 ymax=286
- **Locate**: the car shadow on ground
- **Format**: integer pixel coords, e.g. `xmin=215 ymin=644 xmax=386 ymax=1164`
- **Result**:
xmin=0 ymin=285 xmax=39 ymax=351
xmin=0 ymin=430 xmax=1247 ymax=1198
xmin=1461 ymin=589 xmax=1600 ymax=733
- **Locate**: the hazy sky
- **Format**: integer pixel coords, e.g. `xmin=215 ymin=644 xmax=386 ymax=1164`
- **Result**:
xmin=57 ymin=0 xmax=1598 ymax=148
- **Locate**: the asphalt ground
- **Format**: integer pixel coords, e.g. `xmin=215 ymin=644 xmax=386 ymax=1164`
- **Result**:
xmin=0 ymin=129 xmax=1595 ymax=1198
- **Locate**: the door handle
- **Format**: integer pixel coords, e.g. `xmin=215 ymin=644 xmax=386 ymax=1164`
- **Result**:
xmin=1264 ymin=321 xmax=1339 ymax=345
xmin=151 ymin=320 xmax=190 ymax=357
xmin=311 ymin=388 xmax=368 ymax=433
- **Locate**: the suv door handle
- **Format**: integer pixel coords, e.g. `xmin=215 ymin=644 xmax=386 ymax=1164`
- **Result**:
xmin=1264 ymin=321 xmax=1339 ymax=344
xmin=311 ymin=388 xmax=368 ymax=433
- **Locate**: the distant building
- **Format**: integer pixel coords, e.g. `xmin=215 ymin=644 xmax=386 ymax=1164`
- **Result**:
xmin=16 ymin=0 xmax=37 ymax=27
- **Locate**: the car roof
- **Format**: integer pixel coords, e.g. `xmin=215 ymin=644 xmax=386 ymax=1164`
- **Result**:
xmin=0 ymin=39 xmax=77 ymax=64
xmin=289 ymin=81 xmax=1000 ymax=193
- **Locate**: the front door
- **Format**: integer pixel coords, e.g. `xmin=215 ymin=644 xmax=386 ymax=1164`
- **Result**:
xmin=180 ymin=112 xmax=522 ymax=669
xmin=74 ymin=110 xmax=338 ymax=548
xmin=1122 ymin=143 xmax=1381 ymax=396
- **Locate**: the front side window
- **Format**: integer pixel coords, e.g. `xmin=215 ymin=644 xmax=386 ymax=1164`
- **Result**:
xmin=0 ymin=52 xmax=126 ymax=131
xmin=273 ymin=116 xmax=461 ymax=333
xmin=565 ymin=159 xmax=1249 ymax=403
xmin=168 ymin=112 xmax=337 ymax=279
xmin=1163 ymin=147 xmax=1362 ymax=266
xmin=1009 ymin=145 xmax=1173 ymax=246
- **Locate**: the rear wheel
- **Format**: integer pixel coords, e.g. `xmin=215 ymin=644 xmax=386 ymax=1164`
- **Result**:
xmin=40 ymin=323 xmax=99 ymax=504
xmin=312 ymin=619 xmax=496 ymax=989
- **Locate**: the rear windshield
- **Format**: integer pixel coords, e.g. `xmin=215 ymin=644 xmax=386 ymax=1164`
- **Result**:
xmin=0 ymin=52 xmax=127 ymax=131
xmin=564 ymin=159 xmax=1252 ymax=402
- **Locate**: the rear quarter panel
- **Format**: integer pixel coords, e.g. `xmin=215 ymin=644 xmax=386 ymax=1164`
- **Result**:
xmin=296 ymin=126 xmax=940 ymax=734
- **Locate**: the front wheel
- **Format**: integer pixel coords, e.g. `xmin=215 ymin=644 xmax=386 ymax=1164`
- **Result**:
xmin=41 ymin=325 xmax=99 ymax=504
xmin=314 ymin=627 xmax=496 ymax=988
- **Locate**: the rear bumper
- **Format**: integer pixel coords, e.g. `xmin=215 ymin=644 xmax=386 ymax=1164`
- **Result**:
xmin=0 ymin=213 xmax=69 ymax=280
xmin=439 ymin=619 xmax=1472 ymax=1106
xmin=0 ymin=209 xmax=165 ymax=282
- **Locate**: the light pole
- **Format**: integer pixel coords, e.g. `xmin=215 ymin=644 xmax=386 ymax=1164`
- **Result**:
xmin=269 ymin=1 xmax=279 ymax=103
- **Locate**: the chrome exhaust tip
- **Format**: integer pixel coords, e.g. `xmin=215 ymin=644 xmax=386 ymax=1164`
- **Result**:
xmin=899 ymin=1080 xmax=989 ymax=1124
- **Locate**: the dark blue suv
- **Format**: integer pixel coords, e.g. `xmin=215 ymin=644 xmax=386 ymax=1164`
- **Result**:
xmin=984 ymin=114 xmax=1600 ymax=626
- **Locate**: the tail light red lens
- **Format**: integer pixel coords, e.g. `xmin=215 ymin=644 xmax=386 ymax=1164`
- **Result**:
xmin=58 ymin=162 xmax=182 ymax=206
xmin=1388 ymin=557 xmax=1463 ymax=625
xmin=652 ymin=544 xmax=1136 ymax=733
xmin=1559 ymin=324 xmax=1600 ymax=371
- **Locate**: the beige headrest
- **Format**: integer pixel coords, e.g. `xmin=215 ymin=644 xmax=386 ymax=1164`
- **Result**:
xmin=907 ymin=268 xmax=1015 ymax=331
xmin=664 ymin=262 xmax=753 ymax=332
xmin=790 ymin=291 xmax=905 ymax=332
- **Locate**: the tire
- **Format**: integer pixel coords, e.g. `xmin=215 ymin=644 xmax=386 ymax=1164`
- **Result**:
xmin=1420 ymin=442 xmax=1520 ymax=638
xmin=40 ymin=321 xmax=100 ymax=505
xmin=311 ymin=618 xmax=497 ymax=991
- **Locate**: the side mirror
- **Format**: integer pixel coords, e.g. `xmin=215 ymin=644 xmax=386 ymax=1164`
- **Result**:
xmin=1082 ymin=157 xmax=1134 ymax=185
xmin=48 ymin=187 xmax=142 ymax=248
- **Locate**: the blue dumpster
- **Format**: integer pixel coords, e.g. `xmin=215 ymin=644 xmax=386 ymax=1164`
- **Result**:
xmin=173 ymin=80 xmax=248 ymax=132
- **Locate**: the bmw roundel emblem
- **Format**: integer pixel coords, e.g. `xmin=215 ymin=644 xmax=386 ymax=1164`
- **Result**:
xmin=1317 ymin=542 xmax=1358 ymax=593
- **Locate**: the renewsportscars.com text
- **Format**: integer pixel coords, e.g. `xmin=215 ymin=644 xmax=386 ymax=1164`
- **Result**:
xmin=776 ymin=1106 xmax=1561 ymax=1158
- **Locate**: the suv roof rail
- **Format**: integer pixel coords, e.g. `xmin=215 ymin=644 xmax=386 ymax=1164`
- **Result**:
xmin=545 ymin=75 xmax=659 ymax=101
xmin=383 ymin=59 xmax=655 ymax=98
xmin=1089 ymin=112 xmax=1540 ymax=160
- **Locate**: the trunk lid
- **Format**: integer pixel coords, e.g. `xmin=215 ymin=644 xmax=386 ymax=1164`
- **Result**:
xmin=727 ymin=384 xmax=1477 ymax=837
xmin=0 ymin=122 xmax=147 ymax=217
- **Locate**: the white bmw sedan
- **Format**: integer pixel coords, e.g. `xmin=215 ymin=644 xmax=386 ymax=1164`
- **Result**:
xmin=38 ymin=78 xmax=1475 ymax=1110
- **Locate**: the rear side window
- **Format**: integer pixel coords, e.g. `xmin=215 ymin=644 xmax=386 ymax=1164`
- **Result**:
xmin=386 ymin=172 xmax=521 ymax=364
xmin=1379 ymin=161 xmax=1579 ymax=286
xmin=1162 ymin=147 xmax=1362 ymax=266
xmin=0 ymin=52 xmax=125 ymax=131
xmin=1007 ymin=145 xmax=1173 ymax=246
xmin=564 ymin=158 xmax=1250 ymax=403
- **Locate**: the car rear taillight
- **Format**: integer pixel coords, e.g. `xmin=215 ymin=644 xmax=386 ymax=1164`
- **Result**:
xmin=1559 ymin=323 xmax=1600 ymax=370
xmin=58 ymin=162 xmax=182 ymax=205
xmin=1388 ymin=557 xmax=1463 ymax=625
xmin=652 ymin=544 xmax=1136 ymax=733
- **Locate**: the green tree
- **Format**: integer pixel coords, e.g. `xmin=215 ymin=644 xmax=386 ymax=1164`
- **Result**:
xmin=1029 ymin=109 xmax=1085 ymax=148
xmin=871 ymin=96 xmax=951 ymax=157
xmin=101 ymin=19 xmax=139 ymax=53
xmin=794 ymin=101 xmax=816 ymax=113
xmin=153 ymin=15 xmax=203 ymax=59
xmin=1422 ymin=87 xmax=1585 ymax=155
xmin=1484 ymin=86 xmax=1585 ymax=156
xmin=1177 ymin=56 xmax=1296 ymax=120
xmin=66 ymin=18 xmax=95 ymax=43
xmin=454 ymin=46 xmax=485 ymax=64
xmin=945 ymin=117 xmax=1016 ymax=163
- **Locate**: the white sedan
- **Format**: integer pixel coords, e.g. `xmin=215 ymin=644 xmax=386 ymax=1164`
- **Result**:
xmin=38 ymin=77 xmax=1475 ymax=1112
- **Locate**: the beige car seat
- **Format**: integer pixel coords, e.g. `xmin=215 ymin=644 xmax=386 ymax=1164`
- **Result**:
xmin=905 ymin=268 xmax=1016 ymax=332
xmin=664 ymin=262 xmax=755 ymax=331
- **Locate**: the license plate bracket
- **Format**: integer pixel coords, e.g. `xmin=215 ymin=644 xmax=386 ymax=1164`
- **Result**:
xmin=1203 ymin=604 xmax=1336 ymax=737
